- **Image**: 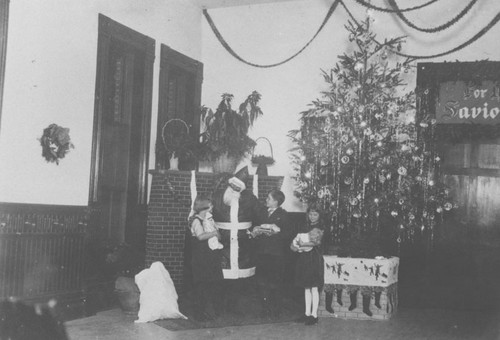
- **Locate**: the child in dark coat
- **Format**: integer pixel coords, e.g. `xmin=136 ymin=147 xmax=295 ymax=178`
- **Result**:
xmin=189 ymin=194 xmax=223 ymax=321
xmin=290 ymin=204 xmax=324 ymax=325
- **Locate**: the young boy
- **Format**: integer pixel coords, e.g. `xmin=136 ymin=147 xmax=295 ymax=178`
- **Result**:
xmin=251 ymin=190 xmax=292 ymax=317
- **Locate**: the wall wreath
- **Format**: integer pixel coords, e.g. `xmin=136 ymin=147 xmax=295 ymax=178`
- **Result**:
xmin=39 ymin=123 xmax=74 ymax=164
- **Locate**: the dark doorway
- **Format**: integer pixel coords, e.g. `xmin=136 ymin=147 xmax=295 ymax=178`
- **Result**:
xmin=89 ymin=14 xmax=155 ymax=250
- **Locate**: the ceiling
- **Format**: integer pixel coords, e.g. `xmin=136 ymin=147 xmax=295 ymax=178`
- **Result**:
xmin=196 ymin=0 xmax=306 ymax=9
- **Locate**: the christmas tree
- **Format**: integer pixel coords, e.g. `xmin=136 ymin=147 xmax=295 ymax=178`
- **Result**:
xmin=289 ymin=19 xmax=454 ymax=257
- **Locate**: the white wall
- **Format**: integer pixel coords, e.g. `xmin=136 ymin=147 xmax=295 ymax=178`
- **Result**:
xmin=200 ymin=0 xmax=500 ymax=212
xmin=1 ymin=0 xmax=499 ymax=208
xmin=0 ymin=0 xmax=202 ymax=205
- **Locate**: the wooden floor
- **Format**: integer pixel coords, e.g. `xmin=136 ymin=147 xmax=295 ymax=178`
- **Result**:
xmin=65 ymin=307 xmax=500 ymax=340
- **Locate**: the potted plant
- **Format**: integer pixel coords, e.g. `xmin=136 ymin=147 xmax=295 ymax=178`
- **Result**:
xmin=104 ymin=243 xmax=145 ymax=315
xmin=200 ymin=91 xmax=263 ymax=173
xmin=157 ymin=118 xmax=198 ymax=171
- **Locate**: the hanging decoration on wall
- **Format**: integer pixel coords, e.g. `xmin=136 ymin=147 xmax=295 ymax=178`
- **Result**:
xmin=417 ymin=70 xmax=500 ymax=143
xmin=39 ymin=123 xmax=74 ymax=165
xmin=203 ymin=0 xmax=499 ymax=68
xmin=353 ymin=0 xmax=439 ymax=13
xmin=340 ymin=1 xmax=500 ymax=60
xmin=289 ymin=18 xmax=455 ymax=256
xmin=203 ymin=0 xmax=341 ymax=68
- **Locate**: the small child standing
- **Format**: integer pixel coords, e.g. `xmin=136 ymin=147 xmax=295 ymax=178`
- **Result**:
xmin=189 ymin=194 xmax=223 ymax=250
xmin=189 ymin=195 xmax=223 ymax=321
xmin=290 ymin=204 xmax=325 ymax=325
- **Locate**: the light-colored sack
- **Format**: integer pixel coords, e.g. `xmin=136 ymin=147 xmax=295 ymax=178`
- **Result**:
xmin=134 ymin=261 xmax=187 ymax=323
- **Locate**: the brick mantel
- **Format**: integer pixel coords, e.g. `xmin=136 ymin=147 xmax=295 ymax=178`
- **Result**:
xmin=145 ymin=170 xmax=284 ymax=290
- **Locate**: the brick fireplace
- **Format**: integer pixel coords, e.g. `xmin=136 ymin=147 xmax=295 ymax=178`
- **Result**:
xmin=145 ymin=170 xmax=284 ymax=290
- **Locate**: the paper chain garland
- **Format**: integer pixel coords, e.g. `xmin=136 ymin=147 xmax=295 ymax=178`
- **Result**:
xmin=340 ymin=1 xmax=500 ymax=61
xmin=387 ymin=0 xmax=478 ymax=34
xmin=204 ymin=0 xmax=499 ymax=68
xmin=202 ymin=0 xmax=340 ymax=68
xmin=353 ymin=0 xmax=439 ymax=13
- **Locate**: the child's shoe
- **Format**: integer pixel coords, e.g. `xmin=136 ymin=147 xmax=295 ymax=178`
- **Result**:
xmin=305 ymin=316 xmax=318 ymax=325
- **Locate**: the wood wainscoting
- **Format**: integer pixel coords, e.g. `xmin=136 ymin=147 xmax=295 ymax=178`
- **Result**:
xmin=0 ymin=202 xmax=89 ymax=320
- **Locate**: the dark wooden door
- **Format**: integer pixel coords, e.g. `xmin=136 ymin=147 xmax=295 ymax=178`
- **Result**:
xmin=156 ymin=45 xmax=203 ymax=170
xmin=89 ymin=15 xmax=154 ymax=250
xmin=440 ymin=139 xmax=500 ymax=242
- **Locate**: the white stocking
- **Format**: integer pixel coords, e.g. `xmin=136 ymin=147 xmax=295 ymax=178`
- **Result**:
xmin=311 ymin=287 xmax=319 ymax=317
xmin=304 ymin=288 xmax=312 ymax=316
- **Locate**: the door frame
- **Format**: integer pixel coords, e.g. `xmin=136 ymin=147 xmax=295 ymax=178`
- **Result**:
xmin=0 ymin=0 xmax=9 ymax=135
xmin=88 ymin=14 xmax=155 ymax=233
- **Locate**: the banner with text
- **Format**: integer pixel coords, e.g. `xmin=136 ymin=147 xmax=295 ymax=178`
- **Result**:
xmin=437 ymin=81 xmax=500 ymax=124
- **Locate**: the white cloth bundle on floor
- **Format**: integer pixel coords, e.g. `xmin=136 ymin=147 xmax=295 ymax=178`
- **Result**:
xmin=134 ymin=261 xmax=187 ymax=323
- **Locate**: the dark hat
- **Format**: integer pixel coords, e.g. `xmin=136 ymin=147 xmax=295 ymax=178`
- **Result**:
xmin=234 ymin=166 xmax=249 ymax=181
xmin=228 ymin=166 xmax=248 ymax=191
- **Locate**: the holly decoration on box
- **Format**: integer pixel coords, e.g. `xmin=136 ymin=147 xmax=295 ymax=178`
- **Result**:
xmin=289 ymin=19 xmax=455 ymax=253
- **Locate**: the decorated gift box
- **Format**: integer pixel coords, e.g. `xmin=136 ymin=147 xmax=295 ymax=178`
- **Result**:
xmin=320 ymin=256 xmax=399 ymax=320
xmin=324 ymin=256 xmax=399 ymax=287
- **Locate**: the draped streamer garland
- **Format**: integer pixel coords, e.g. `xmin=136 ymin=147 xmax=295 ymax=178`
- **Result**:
xmin=387 ymin=0 xmax=478 ymax=34
xmin=340 ymin=1 xmax=500 ymax=60
xmin=202 ymin=0 xmax=341 ymax=68
xmin=204 ymin=0 xmax=500 ymax=68
xmin=289 ymin=19 xmax=454 ymax=255
xmin=354 ymin=0 xmax=439 ymax=13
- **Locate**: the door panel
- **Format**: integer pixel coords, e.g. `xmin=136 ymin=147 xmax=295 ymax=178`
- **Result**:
xmin=441 ymin=140 xmax=500 ymax=238
xmin=100 ymin=44 xmax=133 ymax=243
xmin=156 ymin=45 xmax=203 ymax=170
xmin=90 ymin=15 xmax=154 ymax=249
xmin=477 ymin=144 xmax=500 ymax=169
xmin=476 ymin=176 xmax=500 ymax=228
